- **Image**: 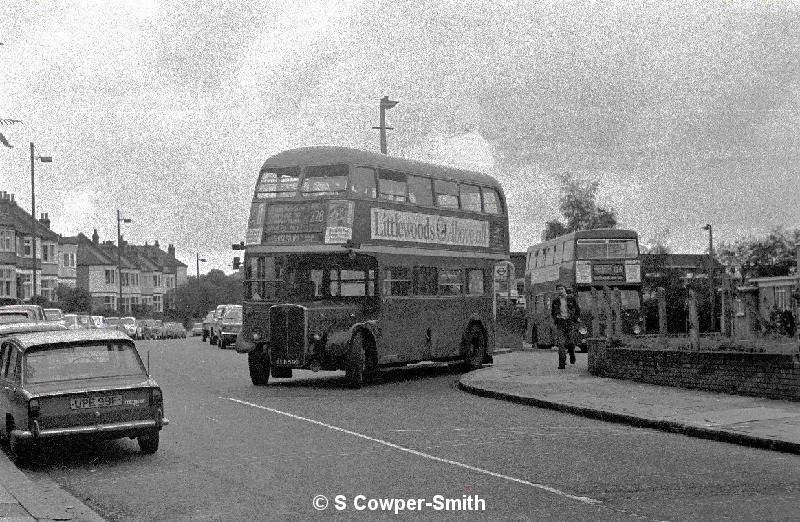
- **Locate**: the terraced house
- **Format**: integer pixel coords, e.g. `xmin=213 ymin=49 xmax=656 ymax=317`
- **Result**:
xmin=0 ymin=191 xmax=60 ymax=301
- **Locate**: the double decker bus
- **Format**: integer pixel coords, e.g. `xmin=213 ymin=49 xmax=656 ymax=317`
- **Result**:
xmin=235 ymin=146 xmax=510 ymax=387
xmin=524 ymin=229 xmax=643 ymax=350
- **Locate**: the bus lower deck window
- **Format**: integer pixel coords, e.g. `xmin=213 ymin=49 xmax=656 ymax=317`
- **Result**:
xmin=383 ymin=267 xmax=411 ymax=296
xmin=467 ymin=269 xmax=484 ymax=295
xmin=438 ymin=269 xmax=463 ymax=296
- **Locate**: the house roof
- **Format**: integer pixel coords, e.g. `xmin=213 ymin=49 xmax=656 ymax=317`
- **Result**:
xmin=0 ymin=197 xmax=59 ymax=241
xmin=75 ymin=233 xmax=116 ymax=266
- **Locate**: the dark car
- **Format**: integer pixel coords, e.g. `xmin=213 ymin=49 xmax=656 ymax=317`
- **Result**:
xmin=217 ymin=305 xmax=242 ymax=349
xmin=0 ymin=329 xmax=168 ymax=463
xmin=191 ymin=322 xmax=203 ymax=337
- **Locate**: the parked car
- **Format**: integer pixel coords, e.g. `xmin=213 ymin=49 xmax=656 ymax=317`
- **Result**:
xmin=0 ymin=305 xmax=46 ymax=322
xmin=162 ymin=322 xmax=186 ymax=339
xmin=120 ymin=317 xmax=137 ymax=337
xmin=217 ymin=305 xmax=242 ymax=349
xmin=0 ymin=310 xmax=34 ymax=324
xmin=191 ymin=322 xmax=203 ymax=336
xmin=62 ymin=314 xmax=95 ymax=330
xmin=0 ymin=322 xmax=68 ymax=338
xmin=0 ymin=329 xmax=168 ymax=463
xmin=43 ymin=308 xmax=63 ymax=322
xmin=141 ymin=320 xmax=163 ymax=340
xmin=105 ymin=316 xmax=121 ymax=332
xmin=91 ymin=315 xmax=107 ymax=329
xmin=201 ymin=311 xmax=214 ymax=342
xmin=209 ymin=305 xmax=230 ymax=345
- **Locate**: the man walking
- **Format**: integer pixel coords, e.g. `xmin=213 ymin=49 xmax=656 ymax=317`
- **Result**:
xmin=551 ymin=284 xmax=580 ymax=369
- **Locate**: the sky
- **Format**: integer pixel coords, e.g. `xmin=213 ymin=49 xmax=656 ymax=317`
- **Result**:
xmin=1 ymin=0 xmax=798 ymax=275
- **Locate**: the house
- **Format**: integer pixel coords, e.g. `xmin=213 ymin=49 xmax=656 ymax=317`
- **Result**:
xmin=0 ymin=191 xmax=60 ymax=301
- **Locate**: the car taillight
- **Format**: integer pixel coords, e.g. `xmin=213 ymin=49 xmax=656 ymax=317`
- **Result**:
xmin=28 ymin=399 xmax=40 ymax=418
xmin=150 ymin=389 xmax=163 ymax=407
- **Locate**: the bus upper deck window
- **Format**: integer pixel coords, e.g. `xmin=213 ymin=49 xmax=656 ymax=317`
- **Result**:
xmin=407 ymin=175 xmax=433 ymax=206
xmin=301 ymin=164 xmax=348 ymax=197
xmin=482 ymin=188 xmax=500 ymax=214
xmin=350 ymin=167 xmax=377 ymax=198
xmin=378 ymin=169 xmax=408 ymax=202
xmin=434 ymin=180 xmax=459 ymax=209
xmin=460 ymin=184 xmax=482 ymax=212
xmin=257 ymin=168 xmax=300 ymax=198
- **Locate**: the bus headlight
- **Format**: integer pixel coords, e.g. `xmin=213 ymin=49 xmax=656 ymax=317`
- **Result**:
xmin=633 ymin=325 xmax=642 ymax=335
xmin=578 ymin=326 xmax=588 ymax=335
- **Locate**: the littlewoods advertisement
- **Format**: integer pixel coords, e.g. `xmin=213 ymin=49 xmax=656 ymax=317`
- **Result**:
xmin=371 ymin=208 xmax=489 ymax=248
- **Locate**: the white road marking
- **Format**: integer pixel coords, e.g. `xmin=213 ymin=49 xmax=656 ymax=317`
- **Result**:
xmin=223 ymin=397 xmax=602 ymax=506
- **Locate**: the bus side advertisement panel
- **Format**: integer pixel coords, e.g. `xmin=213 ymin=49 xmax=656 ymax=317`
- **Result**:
xmin=370 ymin=208 xmax=489 ymax=248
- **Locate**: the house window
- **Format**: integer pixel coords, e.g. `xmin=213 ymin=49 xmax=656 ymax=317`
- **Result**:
xmin=0 ymin=230 xmax=13 ymax=252
xmin=104 ymin=296 xmax=115 ymax=308
xmin=105 ymin=269 xmax=116 ymax=284
xmin=735 ymin=298 xmax=745 ymax=317
xmin=152 ymin=294 xmax=162 ymax=312
xmin=776 ymin=287 xmax=788 ymax=310
xmin=19 ymin=274 xmax=31 ymax=299
xmin=62 ymin=252 xmax=75 ymax=268
xmin=40 ymin=278 xmax=56 ymax=301
xmin=23 ymin=238 xmax=31 ymax=257
xmin=42 ymin=243 xmax=55 ymax=263
xmin=0 ymin=268 xmax=13 ymax=297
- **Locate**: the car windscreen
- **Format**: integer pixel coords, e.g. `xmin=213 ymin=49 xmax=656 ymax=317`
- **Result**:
xmin=24 ymin=342 xmax=147 ymax=384
xmin=106 ymin=318 xmax=120 ymax=325
xmin=223 ymin=307 xmax=242 ymax=320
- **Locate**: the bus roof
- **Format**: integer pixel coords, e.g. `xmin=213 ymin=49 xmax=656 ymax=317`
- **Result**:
xmin=260 ymin=146 xmax=502 ymax=189
xmin=526 ymin=228 xmax=638 ymax=253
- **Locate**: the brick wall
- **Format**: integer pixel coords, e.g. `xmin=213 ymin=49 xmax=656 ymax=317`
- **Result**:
xmin=588 ymin=342 xmax=800 ymax=401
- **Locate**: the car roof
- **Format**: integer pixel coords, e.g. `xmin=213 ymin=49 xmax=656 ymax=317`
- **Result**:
xmin=0 ymin=322 xmax=68 ymax=337
xmin=0 ymin=305 xmax=40 ymax=312
xmin=5 ymin=329 xmax=133 ymax=351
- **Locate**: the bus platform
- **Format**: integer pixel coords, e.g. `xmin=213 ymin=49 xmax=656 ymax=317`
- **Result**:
xmin=460 ymin=350 xmax=800 ymax=454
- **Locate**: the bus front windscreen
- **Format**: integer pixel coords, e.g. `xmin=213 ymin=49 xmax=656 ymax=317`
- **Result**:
xmin=246 ymin=254 xmax=376 ymax=302
xmin=576 ymin=239 xmax=638 ymax=260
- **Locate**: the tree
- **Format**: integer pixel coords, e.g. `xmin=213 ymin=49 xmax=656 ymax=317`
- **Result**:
xmin=544 ymin=173 xmax=618 ymax=240
xmin=172 ymin=269 xmax=243 ymax=324
xmin=717 ymin=227 xmax=800 ymax=279
xmin=55 ymin=284 xmax=92 ymax=313
xmin=641 ymin=228 xmax=673 ymax=254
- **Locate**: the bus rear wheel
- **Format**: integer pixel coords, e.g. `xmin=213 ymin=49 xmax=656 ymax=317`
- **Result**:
xmin=248 ymin=347 xmax=270 ymax=386
xmin=463 ymin=324 xmax=486 ymax=370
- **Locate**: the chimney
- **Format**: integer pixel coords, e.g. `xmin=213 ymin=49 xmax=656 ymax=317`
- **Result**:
xmin=168 ymin=243 xmax=175 ymax=259
xmin=39 ymin=213 xmax=50 ymax=229
xmin=154 ymin=240 xmax=160 ymax=249
xmin=92 ymin=229 xmax=99 ymax=244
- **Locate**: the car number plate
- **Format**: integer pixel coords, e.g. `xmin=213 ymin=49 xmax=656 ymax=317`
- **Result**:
xmin=70 ymin=395 xmax=123 ymax=410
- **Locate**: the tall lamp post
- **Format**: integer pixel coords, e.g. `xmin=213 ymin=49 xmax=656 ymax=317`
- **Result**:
xmin=703 ymin=224 xmax=715 ymax=332
xmin=29 ymin=143 xmax=52 ymax=302
xmin=117 ymin=210 xmax=132 ymax=314
xmin=372 ymin=95 xmax=398 ymax=154
xmin=196 ymin=253 xmax=207 ymax=279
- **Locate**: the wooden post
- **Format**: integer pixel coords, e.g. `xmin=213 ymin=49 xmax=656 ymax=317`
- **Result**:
xmin=591 ymin=287 xmax=600 ymax=338
xmin=688 ymin=289 xmax=699 ymax=349
xmin=613 ymin=287 xmax=623 ymax=337
xmin=657 ymin=287 xmax=667 ymax=334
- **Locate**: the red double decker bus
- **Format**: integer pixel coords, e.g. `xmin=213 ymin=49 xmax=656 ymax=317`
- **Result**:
xmin=235 ymin=147 xmax=510 ymax=387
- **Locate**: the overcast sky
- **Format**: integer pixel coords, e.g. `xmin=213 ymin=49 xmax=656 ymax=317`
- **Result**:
xmin=1 ymin=0 xmax=798 ymax=274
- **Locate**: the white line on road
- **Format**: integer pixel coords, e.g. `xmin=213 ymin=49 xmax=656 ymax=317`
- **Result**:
xmin=223 ymin=397 xmax=602 ymax=506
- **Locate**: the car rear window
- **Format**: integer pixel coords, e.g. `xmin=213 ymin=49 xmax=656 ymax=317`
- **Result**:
xmin=24 ymin=342 xmax=147 ymax=384
xmin=0 ymin=313 xmax=31 ymax=324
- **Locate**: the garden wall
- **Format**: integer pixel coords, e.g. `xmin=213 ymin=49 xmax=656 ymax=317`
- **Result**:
xmin=588 ymin=341 xmax=800 ymax=401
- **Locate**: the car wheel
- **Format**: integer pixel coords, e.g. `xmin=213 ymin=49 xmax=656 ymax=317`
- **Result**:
xmin=138 ymin=429 xmax=159 ymax=454
xmin=248 ymin=348 xmax=270 ymax=386
xmin=9 ymin=434 xmax=33 ymax=466
xmin=462 ymin=323 xmax=486 ymax=370
xmin=345 ymin=332 xmax=366 ymax=389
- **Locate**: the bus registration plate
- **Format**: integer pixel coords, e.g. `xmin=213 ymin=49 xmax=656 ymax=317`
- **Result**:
xmin=70 ymin=395 xmax=123 ymax=410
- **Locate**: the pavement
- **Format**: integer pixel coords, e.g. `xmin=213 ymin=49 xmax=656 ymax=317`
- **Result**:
xmin=0 ymin=447 xmax=105 ymax=522
xmin=462 ymin=345 xmax=800 ymax=454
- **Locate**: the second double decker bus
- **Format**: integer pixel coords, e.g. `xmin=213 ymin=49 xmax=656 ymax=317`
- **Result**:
xmin=525 ymin=228 xmax=643 ymax=350
xmin=235 ymin=146 xmax=510 ymax=387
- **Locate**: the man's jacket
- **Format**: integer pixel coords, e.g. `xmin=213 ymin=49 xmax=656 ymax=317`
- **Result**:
xmin=551 ymin=295 xmax=580 ymax=323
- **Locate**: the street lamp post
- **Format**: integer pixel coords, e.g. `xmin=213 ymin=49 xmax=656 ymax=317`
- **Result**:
xmin=196 ymin=253 xmax=207 ymax=279
xmin=117 ymin=210 xmax=132 ymax=314
xmin=703 ymin=224 xmax=715 ymax=332
xmin=29 ymin=143 xmax=51 ymax=302
xmin=372 ymin=96 xmax=398 ymax=154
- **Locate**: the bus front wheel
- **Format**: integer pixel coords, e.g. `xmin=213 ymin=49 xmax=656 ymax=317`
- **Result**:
xmin=463 ymin=324 xmax=486 ymax=370
xmin=248 ymin=348 xmax=270 ymax=386
xmin=345 ymin=333 xmax=366 ymax=389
